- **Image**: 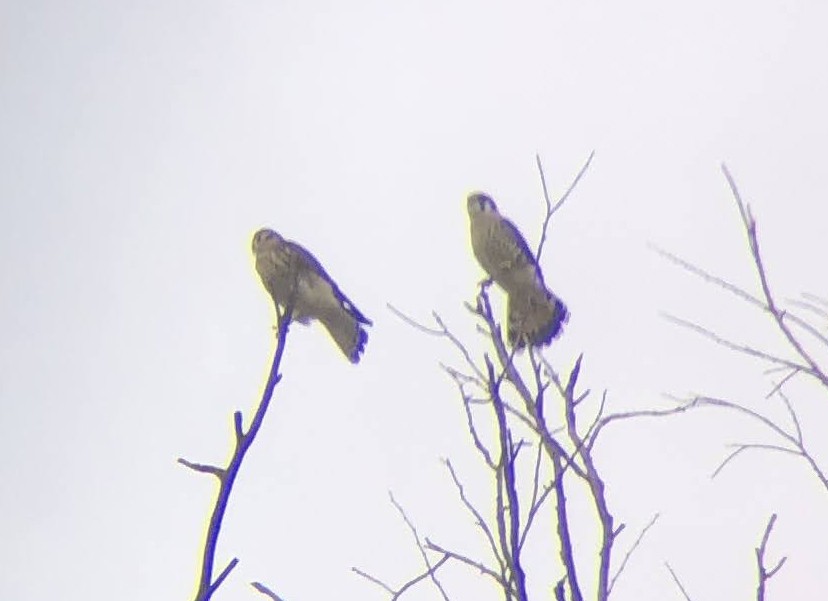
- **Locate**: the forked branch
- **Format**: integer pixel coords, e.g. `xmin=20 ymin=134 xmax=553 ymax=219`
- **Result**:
xmin=180 ymin=309 xmax=292 ymax=600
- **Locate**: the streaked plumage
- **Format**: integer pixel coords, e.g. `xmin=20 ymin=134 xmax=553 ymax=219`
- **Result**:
xmin=467 ymin=192 xmax=568 ymax=348
xmin=251 ymin=228 xmax=371 ymax=363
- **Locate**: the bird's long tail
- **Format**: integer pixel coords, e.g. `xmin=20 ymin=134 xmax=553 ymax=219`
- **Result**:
xmin=320 ymin=306 xmax=370 ymax=363
xmin=507 ymin=288 xmax=568 ymax=349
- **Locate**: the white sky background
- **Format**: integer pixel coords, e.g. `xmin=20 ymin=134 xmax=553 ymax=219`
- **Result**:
xmin=2 ymin=0 xmax=828 ymax=599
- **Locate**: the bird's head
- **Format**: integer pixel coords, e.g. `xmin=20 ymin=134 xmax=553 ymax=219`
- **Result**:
xmin=251 ymin=227 xmax=282 ymax=253
xmin=467 ymin=192 xmax=498 ymax=216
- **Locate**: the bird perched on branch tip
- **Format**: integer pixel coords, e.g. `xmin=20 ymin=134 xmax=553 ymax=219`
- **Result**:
xmin=466 ymin=192 xmax=568 ymax=348
xmin=251 ymin=228 xmax=371 ymax=363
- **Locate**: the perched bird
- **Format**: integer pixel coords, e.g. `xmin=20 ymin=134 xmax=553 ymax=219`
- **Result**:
xmin=466 ymin=192 xmax=568 ymax=348
xmin=251 ymin=228 xmax=371 ymax=363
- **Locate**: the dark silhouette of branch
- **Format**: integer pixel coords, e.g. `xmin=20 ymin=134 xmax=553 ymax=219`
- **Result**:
xmin=180 ymin=310 xmax=292 ymax=600
xmin=178 ymin=459 xmax=224 ymax=478
xmin=550 ymin=448 xmax=583 ymax=601
xmin=755 ymin=514 xmax=786 ymax=601
xmin=547 ymin=358 xmax=614 ymax=601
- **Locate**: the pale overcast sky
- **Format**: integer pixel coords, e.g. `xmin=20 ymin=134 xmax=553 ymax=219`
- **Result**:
xmin=2 ymin=1 xmax=828 ymax=600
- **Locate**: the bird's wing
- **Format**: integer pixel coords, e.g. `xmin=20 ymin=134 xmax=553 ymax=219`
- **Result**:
xmin=285 ymin=240 xmax=372 ymax=325
xmin=495 ymin=216 xmax=546 ymax=288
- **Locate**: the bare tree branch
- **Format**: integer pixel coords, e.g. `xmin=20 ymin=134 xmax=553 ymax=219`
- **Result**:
xmin=351 ymin=567 xmax=397 ymax=595
xmin=711 ymin=443 xmax=800 ymax=479
xmin=662 ymin=314 xmax=810 ymax=374
xmin=425 ymin=540 xmax=511 ymax=590
xmin=665 ymin=562 xmax=694 ymax=601
xmin=486 ymin=356 xmax=528 ymax=601
xmin=722 ymin=163 xmax=828 ymax=388
xmin=590 ymin=399 xmax=698 ymax=447
xmin=548 ymin=358 xmax=614 ymax=601
xmin=251 ymin=581 xmax=286 ymax=601
xmin=608 ymin=513 xmax=660 ymax=594
xmin=444 ymin=459 xmax=506 ymax=576
xmin=185 ymin=309 xmax=293 ymax=600
xmin=755 ymin=514 xmax=787 ymax=601
xmin=177 ymin=458 xmax=224 ymax=479
xmin=536 ymin=150 xmax=595 ymax=260
xmin=651 ymin=245 xmax=828 ymax=351
xmin=352 ymin=556 xmax=452 ymax=601
xmin=683 ymin=395 xmax=828 ymax=491
xmin=550 ymin=449 xmax=583 ymax=601
xmin=389 ymin=492 xmax=451 ymax=601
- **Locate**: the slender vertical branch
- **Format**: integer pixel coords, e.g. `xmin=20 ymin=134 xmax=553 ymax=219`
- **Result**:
xmin=487 ymin=356 xmax=528 ymax=601
xmin=547 ymin=360 xmax=615 ymax=601
xmin=536 ymin=150 xmax=595 ymax=260
xmin=551 ymin=449 xmax=584 ymax=601
xmin=181 ymin=310 xmax=292 ymax=600
xmin=755 ymin=514 xmax=786 ymax=601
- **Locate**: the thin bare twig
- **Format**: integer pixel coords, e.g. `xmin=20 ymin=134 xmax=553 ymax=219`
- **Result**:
xmin=788 ymin=298 xmax=828 ymax=321
xmin=444 ymin=459 xmax=506 ymax=575
xmin=389 ymin=492 xmax=451 ymax=601
xmin=590 ymin=400 xmax=698 ymax=447
xmin=765 ymin=368 xmax=801 ymax=398
xmin=177 ymin=459 xmax=224 ymax=478
xmin=387 ymin=303 xmax=445 ymax=336
xmin=425 ymin=540 xmax=510 ymax=590
xmin=518 ymin=442 xmax=548 ymax=552
xmin=756 ymin=514 xmax=787 ymax=601
xmin=651 ymin=244 xmax=828 ymax=351
xmin=351 ymin=567 xmax=396 ymax=595
xmin=608 ymin=513 xmax=661 ymax=594
xmin=662 ymin=314 xmax=809 ymax=374
xmin=722 ymin=163 xmax=828 ymax=388
xmin=536 ymin=150 xmax=595 ymax=260
xmin=387 ymin=303 xmax=487 ymax=383
xmin=665 ymin=562 xmax=694 ymax=601
xmin=251 ymin=581 xmax=286 ymax=601
xmin=711 ymin=443 xmax=799 ymax=479
xmin=352 ymin=556 xmax=452 ymax=601
xmin=684 ymin=395 xmax=828 ymax=491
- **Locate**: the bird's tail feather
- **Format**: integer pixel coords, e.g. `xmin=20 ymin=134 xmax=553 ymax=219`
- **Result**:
xmin=507 ymin=288 xmax=568 ymax=349
xmin=320 ymin=306 xmax=369 ymax=363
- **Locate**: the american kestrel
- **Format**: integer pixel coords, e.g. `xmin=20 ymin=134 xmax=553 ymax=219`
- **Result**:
xmin=252 ymin=228 xmax=371 ymax=363
xmin=467 ymin=192 xmax=568 ymax=348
